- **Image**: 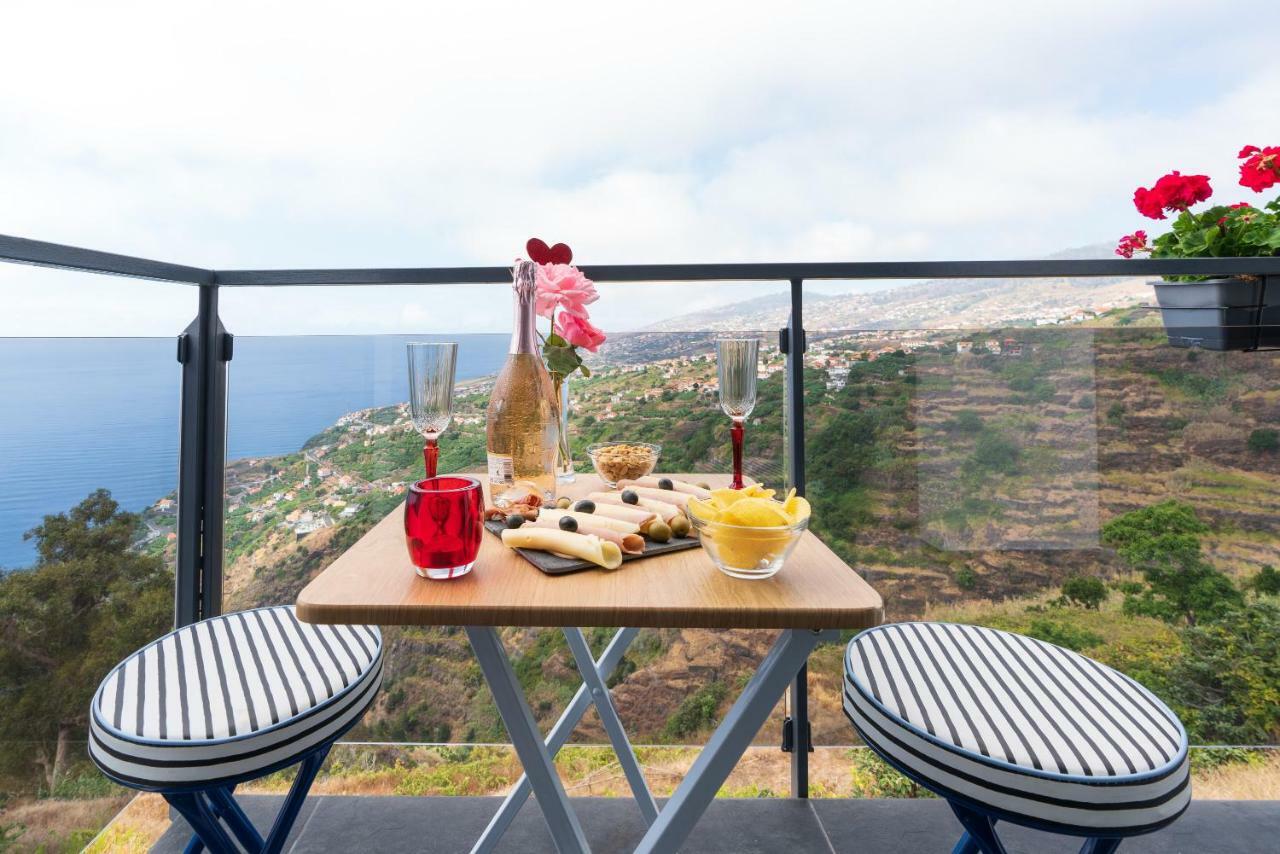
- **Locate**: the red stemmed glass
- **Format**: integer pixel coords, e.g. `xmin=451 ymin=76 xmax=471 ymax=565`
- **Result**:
xmin=716 ymin=338 xmax=760 ymax=489
xmin=404 ymin=476 xmax=483 ymax=579
xmin=407 ymin=342 xmax=458 ymax=478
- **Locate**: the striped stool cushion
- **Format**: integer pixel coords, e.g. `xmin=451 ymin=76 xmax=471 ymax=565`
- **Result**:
xmin=843 ymin=623 xmax=1190 ymax=835
xmin=90 ymin=606 xmax=382 ymax=788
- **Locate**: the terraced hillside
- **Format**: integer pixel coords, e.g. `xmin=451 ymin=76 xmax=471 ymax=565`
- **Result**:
xmin=155 ymin=325 xmax=1280 ymax=752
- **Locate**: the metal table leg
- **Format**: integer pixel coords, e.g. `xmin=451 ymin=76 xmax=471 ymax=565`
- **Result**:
xmin=471 ymin=627 xmax=640 ymax=854
xmin=466 ymin=626 xmax=591 ymax=854
xmin=562 ymin=628 xmax=659 ymax=824
xmin=633 ymin=629 xmax=837 ymax=854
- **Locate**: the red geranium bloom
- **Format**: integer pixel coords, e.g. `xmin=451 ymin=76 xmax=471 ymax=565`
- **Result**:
xmin=1238 ymin=144 xmax=1280 ymax=193
xmin=1132 ymin=171 xmax=1212 ymax=219
xmin=1115 ymin=230 xmax=1149 ymax=258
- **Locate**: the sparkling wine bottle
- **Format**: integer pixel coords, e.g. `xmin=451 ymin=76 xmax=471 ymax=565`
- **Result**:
xmin=486 ymin=261 xmax=559 ymax=506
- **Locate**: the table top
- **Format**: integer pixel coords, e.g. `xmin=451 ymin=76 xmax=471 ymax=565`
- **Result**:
xmin=296 ymin=473 xmax=883 ymax=630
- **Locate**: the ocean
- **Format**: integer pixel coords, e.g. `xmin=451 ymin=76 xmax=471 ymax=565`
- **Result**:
xmin=0 ymin=334 xmax=509 ymax=569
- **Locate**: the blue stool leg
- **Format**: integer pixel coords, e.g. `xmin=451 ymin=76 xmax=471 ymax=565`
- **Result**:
xmin=208 ymin=786 xmax=266 ymax=851
xmin=181 ymin=832 xmax=205 ymax=854
xmin=260 ymin=744 xmax=331 ymax=854
xmin=949 ymin=801 xmax=1009 ymax=854
xmin=165 ymin=792 xmax=239 ymax=854
xmin=1080 ymin=838 xmax=1122 ymax=854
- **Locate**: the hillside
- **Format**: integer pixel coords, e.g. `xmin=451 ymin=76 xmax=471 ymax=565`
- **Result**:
xmin=645 ymin=243 xmax=1149 ymax=332
xmin=126 ymin=321 xmax=1280 ymax=751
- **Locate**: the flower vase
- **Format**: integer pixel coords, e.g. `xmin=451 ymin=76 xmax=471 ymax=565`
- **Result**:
xmin=554 ymin=374 xmax=576 ymax=483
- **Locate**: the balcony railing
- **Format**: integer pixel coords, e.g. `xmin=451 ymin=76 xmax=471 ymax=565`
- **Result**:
xmin=3 ymin=233 xmax=1280 ymax=849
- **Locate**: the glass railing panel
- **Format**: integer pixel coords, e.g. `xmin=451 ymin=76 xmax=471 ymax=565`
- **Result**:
xmin=218 ymin=330 xmax=790 ymax=756
xmin=0 ymin=336 xmax=178 ymax=852
xmin=804 ymin=318 xmax=1280 ymax=762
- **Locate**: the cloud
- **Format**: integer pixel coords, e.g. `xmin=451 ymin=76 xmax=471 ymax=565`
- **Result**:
xmin=1 ymin=1 xmax=1277 ymax=335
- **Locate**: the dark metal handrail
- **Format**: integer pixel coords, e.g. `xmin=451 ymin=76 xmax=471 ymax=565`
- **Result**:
xmin=6 ymin=230 xmax=1280 ymax=799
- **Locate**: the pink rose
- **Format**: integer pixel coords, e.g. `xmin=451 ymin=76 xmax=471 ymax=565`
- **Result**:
xmin=535 ymin=264 xmax=598 ymax=319
xmin=555 ymin=312 xmax=607 ymax=353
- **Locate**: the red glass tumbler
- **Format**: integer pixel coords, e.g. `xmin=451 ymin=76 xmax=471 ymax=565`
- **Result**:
xmin=404 ymin=476 xmax=483 ymax=579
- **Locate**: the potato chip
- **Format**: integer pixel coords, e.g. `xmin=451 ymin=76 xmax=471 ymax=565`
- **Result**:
xmin=719 ymin=497 xmax=791 ymax=527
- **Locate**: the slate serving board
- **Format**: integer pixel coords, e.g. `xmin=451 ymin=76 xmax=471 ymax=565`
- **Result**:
xmin=483 ymin=520 xmax=700 ymax=575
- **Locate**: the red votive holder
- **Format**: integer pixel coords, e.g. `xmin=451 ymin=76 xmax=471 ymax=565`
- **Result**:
xmin=404 ymin=476 xmax=483 ymax=580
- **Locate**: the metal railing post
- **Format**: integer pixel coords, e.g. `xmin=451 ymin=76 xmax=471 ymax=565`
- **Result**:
xmin=175 ymin=283 xmax=231 ymax=627
xmin=780 ymin=277 xmax=812 ymax=797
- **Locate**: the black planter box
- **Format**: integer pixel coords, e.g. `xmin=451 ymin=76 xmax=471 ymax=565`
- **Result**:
xmin=1151 ymin=276 xmax=1279 ymax=351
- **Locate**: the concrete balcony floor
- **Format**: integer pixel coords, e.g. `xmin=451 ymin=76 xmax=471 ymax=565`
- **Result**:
xmin=151 ymin=795 xmax=1280 ymax=853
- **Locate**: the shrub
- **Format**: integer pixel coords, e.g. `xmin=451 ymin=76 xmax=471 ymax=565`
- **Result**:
xmin=1248 ymin=428 xmax=1280 ymax=454
xmin=1251 ymin=565 xmax=1280 ymax=596
xmin=954 ymin=567 xmax=977 ymax=590
xmin=967 ymin=432 xmax=1020 ymax=475
xmin=1024 ymin=619 xmax=1104 ymax=652
xmin=664 ymin=681 xmax=728 ymax=740
xmin=1059 ymin=575 xmax=1108 ymax=610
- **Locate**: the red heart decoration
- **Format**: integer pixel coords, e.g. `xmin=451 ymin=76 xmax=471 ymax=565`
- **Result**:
xmin=547 ymin=242 xmax=573 ymax=264
xmin=526 ymin=237 xmax=552 ymax=264
xmin=526 ymin=237 xmax=574 ymax=265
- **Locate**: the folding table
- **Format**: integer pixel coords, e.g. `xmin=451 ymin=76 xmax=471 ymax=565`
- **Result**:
xmin=296 ymin=473 xmax=883 ymax=854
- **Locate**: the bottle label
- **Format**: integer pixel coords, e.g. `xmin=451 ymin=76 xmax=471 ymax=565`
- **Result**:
xmin=487 ymin=453 xmax=515 ymax=485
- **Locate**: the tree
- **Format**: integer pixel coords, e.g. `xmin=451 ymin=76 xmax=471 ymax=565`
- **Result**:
xmin=1101 ymin=500 xmax=1242 ymax=626
xmin=0 ymin=490 xmax=172 ymax=792
xmin=966 ymin=431 xmax=1020 ymax=475
xmin=1165 ymin=602 xmax=1280 ymax=744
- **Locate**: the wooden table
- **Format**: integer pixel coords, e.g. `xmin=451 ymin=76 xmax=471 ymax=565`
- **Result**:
xmin=297 ymin=473 xmax=882 ymax=854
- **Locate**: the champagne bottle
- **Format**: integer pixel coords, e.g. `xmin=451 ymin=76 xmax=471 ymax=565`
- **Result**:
xmin=486 ymin=261 xmax=559 ymax=506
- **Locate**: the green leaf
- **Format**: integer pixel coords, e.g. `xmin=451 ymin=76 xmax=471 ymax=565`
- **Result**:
xmin=542 ymin=341 xmax=583 ymax=376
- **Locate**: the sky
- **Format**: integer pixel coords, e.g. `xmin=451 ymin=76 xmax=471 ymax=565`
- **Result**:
xmin=1 ymin=0 xmax=1277 ymax=336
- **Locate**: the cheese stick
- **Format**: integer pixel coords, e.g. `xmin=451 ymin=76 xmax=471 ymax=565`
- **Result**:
xmin=538 ymin=509 xmax=639 ymax=535
xmin=589 ymin=502 xmax=658 ymax=530
xmin=612 ymin=485 xmax=692 ymax=509
xmin=589 ymin=492 xmax=681 ymax=524
xmin=501 ymin=528 xmax=623 ymax=570
xmin=530 ymin=516 xmax=645 ymax=554
xmin=625 ymin=476 xmax=713 ymax=500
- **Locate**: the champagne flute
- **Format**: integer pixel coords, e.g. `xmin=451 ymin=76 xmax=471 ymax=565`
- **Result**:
xmin=716 ymin=338 xmax=760 ymax=489
xmin=407 ymin=342 xmax=458 ymax=478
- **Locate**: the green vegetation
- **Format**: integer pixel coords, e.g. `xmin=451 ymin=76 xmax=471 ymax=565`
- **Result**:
xmin=1102 ymin=501 xmax=1242 ymax=626
xmin=663 ymin=682 xmax=728 ymax=740
xmin=1057 ymin=575 xmax=1107 ymax=610
xmin=0 ymin=491 xmax=170 ymax=793
xmin=1249 ymin=428 xmax=1280 ymax=454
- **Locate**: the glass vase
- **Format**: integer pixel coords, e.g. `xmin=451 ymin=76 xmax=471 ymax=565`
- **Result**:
xmin=554 ymin=374 xmax=576 ymax=483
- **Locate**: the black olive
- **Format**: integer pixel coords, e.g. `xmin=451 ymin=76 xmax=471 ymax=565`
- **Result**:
xmin=504 ymin=514 xmax=525 ymax=529
xmin=621 ymin=489 xmax=639 ymax=505
xmin=559 ymin=516 xmax=578 ymax=532
xmin=574 ymin=499 xmax=596 ymax=514
xmin=657 ymin=477 xmax=674 ymax=491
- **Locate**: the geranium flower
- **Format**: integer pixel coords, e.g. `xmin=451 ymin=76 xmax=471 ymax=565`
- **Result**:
xmin=554 ymin=311 xmax=607 ymax=353
xmin=1133 ymin=171 xmax=1213 ymax=219
xmin=1115 ymin=230 xmax=1149 ymax=258
xmin=535 ymin=263 xmax=599 ymax=319
xmin=1238 ymin=144 xmax=1280 ymax=193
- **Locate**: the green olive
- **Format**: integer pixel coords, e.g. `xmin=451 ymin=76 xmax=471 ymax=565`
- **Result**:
xmin=669 ymin=516 xmax=691 ymax=538
xmin=556 ymin=497 xmax=572 ymax=509
xmin=648 ymin=521 xmax=672 ymax=543
xmin=696 ymin=482 xmax=711 ymax=490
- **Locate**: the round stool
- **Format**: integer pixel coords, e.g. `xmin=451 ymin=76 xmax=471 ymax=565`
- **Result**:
xmin=89 ymin=606 xmax=382 ymax=853
xmin=843 ymin=622 xmax=1190 ymax=854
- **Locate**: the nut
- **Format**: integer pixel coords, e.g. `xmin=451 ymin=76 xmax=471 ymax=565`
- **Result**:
xmin=592 ymin=444 xmax=657 ymax=483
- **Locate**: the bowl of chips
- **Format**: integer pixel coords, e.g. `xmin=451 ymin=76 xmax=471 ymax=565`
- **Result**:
xmin=685 ymin=484 xmax=811 ymax=580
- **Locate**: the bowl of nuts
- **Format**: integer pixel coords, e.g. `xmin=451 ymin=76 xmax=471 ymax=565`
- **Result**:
xmin=586 ymin=442 xmax=661 ymax=487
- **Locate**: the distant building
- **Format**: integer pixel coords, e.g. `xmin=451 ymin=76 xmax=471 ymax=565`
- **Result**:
xmin=956 ymin=341 xmax=974 ymax=354
xmin=985 ymin=338 xmax=1002 ymax=354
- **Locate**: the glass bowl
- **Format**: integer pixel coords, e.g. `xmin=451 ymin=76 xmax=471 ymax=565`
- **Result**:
xmin=586 ymin=442 xmax=661 ymax=487
xmin=686 ymin=509 xmax=808 ymax=580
